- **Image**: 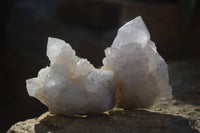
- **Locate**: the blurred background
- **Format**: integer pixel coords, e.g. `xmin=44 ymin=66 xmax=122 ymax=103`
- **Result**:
xmin=0 ymin=0 xmax=200 ymax=132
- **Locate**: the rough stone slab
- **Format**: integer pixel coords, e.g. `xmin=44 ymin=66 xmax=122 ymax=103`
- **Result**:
xmin=7 ymin=99 xmax=200 ymax=133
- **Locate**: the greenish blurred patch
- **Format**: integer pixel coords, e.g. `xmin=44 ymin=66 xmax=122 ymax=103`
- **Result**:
xmin=179 ymin=0 xmax=197 ymax=58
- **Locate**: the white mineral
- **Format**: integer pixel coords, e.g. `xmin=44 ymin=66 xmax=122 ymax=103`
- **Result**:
xmin=26 ymin=16 xmax=172 ymax=115
xmin=26 ymin=38 xmax=115 ymax=116
xmin=103 ymin=16 xmax=172 ymax=109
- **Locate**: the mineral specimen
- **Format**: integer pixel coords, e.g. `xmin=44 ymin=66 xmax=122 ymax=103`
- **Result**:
xmin=103 ymin=16 xmax=172 ymax=109
xmin=26 ymin=16 xmax=172 ymax=115
xmin=26 ymin=38 xmax=116 ymax=116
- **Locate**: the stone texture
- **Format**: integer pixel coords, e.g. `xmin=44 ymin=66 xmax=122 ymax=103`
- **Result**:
xmin=7 ymin=99 xmax=200 ymax=133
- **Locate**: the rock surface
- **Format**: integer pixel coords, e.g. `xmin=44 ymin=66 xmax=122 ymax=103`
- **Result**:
xmin=7 ymin=98 xmax=200 ymax=133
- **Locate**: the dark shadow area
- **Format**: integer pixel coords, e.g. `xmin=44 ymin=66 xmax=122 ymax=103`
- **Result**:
xmin=34 ymin=110 xmax=199 ymax=133
xmin=168 ymin=59 xmax=200 ymax=105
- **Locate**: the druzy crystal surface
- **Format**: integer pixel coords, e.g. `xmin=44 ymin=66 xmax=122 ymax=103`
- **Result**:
xmin=26 ymin=16 xmax=172 ymax=115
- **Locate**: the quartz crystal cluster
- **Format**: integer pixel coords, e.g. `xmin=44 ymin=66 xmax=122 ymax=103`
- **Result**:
xmin=103 ymin=17 xmax=172 ymax=109
xmin=26 ymin=16 xmax=172 ymax=116
xmin=26 ymin=38 xmax=115 ymax=116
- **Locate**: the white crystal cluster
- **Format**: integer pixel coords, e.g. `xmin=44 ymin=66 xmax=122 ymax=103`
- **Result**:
xmin=26 ymin=16 xmax=172 ymax=115
xmin=103 ymin=17 xmax=172 ymax=109
xmin=26 ymin=38 xmax=115 ymax=116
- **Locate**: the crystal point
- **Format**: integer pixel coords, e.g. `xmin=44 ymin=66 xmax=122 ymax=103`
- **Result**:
xmin=103 ymin=17 xmax=172 ymax=109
